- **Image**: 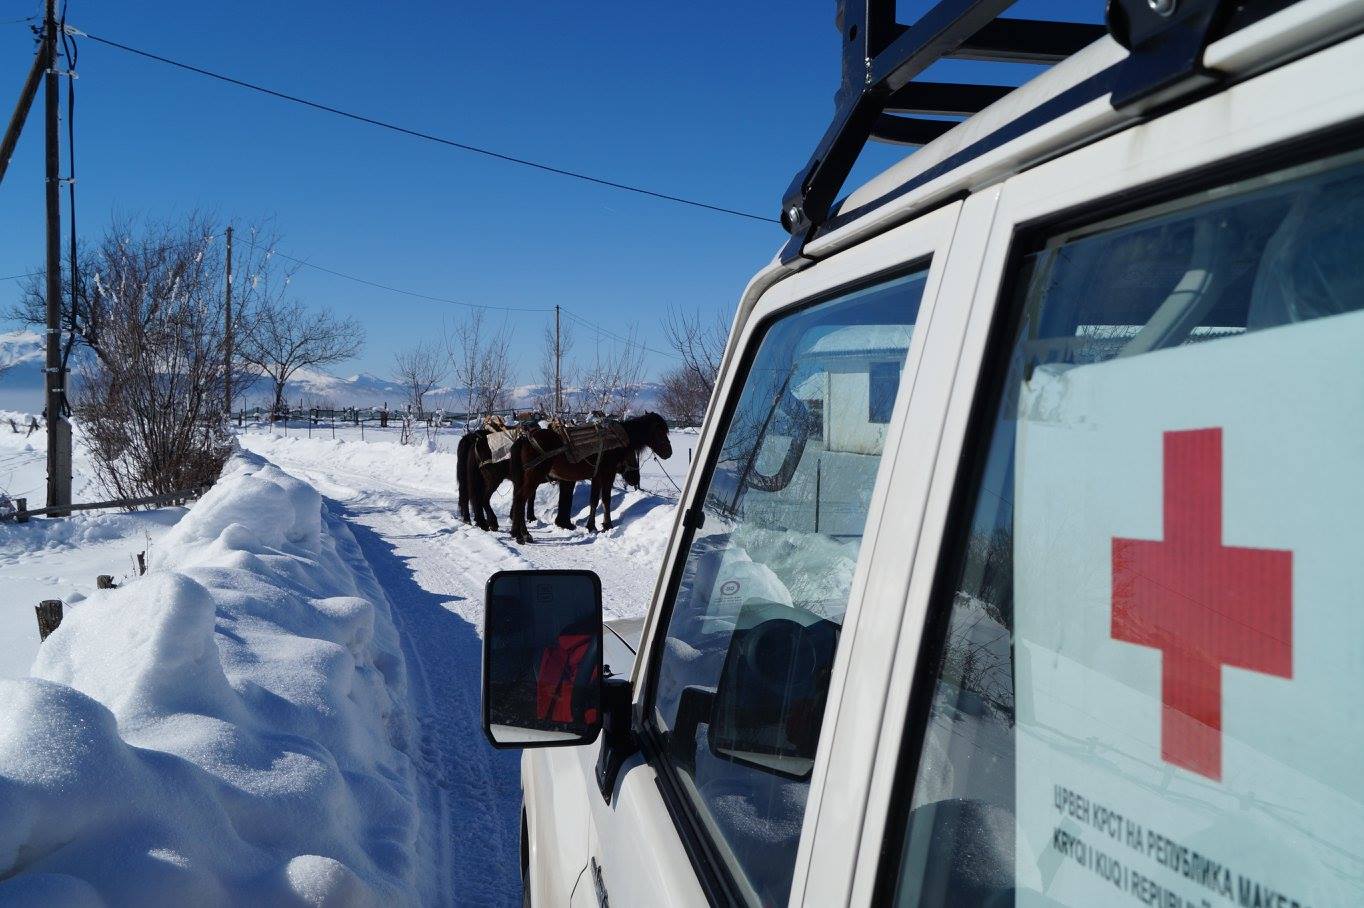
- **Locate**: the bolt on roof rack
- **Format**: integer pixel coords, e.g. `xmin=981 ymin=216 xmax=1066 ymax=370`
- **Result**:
xmin=780 ymin=0 xmax=1267 ymax=252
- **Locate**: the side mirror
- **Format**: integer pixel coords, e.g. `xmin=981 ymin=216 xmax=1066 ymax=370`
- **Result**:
xmin=483 ymin=569 xmax=603 ymax=748
xmin=708 ymin=599 xmax=840 ymax=778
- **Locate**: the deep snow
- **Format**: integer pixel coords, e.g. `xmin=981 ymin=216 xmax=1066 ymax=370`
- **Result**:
xmin=0 ymin=411 xmax=188 ymax=679
xmin=0 ymin=453 xmax=425 ymax=904
xmin=0 ymin=421 xmax=693 ymax=905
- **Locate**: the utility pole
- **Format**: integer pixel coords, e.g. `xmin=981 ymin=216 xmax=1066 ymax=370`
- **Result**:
xmin=224 ymin=225 xmax=234 ymax=416
xmin=43 ymin=0 xmax=71 ymax=516
xmin=0 ymin=40 xmax=48 ymax=190
xmin=554 ymin=305 xmax=561 ymax=415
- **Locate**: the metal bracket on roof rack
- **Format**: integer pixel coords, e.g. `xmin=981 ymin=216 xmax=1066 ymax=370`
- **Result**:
xmin=1104 ymin=0 xmax=1229 ymax=110
xmin=779 ymin=0 xmax=1104 ymax=261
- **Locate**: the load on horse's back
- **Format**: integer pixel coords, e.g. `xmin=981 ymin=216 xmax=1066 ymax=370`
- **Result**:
xmin=508 ymin=412 xmax=672 ymax=544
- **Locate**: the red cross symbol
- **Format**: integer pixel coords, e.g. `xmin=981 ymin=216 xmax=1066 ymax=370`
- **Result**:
xmin=1111 ymin=428 xmax=1292 ymax=781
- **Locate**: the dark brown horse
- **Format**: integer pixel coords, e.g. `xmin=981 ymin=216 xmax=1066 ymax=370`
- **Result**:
xmin=459 ymin=428 xmax=643 ymax=532
xmin=508 ymin=413 xmax=672 ymax=544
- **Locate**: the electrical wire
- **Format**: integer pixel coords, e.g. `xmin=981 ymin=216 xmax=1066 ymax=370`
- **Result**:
xmin=249 ymin=242 xmax=553 ymax=314
xmin=74 ymin=30 xmax=779 ymax=225
xmin=561 ymin=308 xmax=678 ymax=359
xmin=243 ymin=240 xmax=679 ymax=358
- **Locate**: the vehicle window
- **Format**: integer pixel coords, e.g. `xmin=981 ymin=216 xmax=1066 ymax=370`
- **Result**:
xmin=886 ymin=149 xmax=1364 ymax=907
xmin=651 ymin=269 xmax=928 ymax=906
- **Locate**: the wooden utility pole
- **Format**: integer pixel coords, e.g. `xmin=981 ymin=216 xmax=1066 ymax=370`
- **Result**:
xmin=43 ymin=0 xmax=71 ymax=516
xmin=0 ymin=42 xmax=48 ymax=190
xmin=554 ymin=304 xmax=561 ymax=415
xmin=224 ymin=225 xmax=234 ymax=415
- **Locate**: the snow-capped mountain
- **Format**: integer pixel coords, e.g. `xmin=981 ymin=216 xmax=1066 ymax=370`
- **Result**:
xmin=274 ymin=371 xmax=665 ymax=413
xmin=0 ymin=330 xmax=666 ymax=414
xmin=0 ymin=331 xmax=48 ymax=412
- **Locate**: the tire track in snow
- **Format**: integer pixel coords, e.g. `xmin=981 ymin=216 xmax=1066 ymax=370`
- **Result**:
xmin=252 ymin=457 xmax=526 ymax=906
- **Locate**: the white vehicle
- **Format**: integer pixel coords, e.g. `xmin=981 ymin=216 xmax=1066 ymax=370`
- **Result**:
xmin=483 ymin=0 xmax=1364 ymax=904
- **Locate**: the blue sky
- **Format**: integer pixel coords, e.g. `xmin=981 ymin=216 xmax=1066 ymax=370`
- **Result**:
xmin=0 ymin=0 xmax=1097 ymax=381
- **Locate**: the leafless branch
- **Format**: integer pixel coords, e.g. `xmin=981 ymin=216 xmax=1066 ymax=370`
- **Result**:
xmin=393 ymin=341 xmax=448 ymax=412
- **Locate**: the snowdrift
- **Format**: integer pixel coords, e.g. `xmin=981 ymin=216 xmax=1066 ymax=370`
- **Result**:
xmin=0 ymin=453 xmax=422 ymax=905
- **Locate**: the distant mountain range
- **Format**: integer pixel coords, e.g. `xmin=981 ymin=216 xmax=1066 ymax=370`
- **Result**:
xmin=0 ymin=330 xmax=665 ymax=414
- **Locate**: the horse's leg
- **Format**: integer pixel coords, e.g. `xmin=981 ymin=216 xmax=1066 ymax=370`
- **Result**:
xmin=509 ymin=476 xmax=525 ymax=543
xmin=586 ymin=475 xmax=601 ymax=533
xmin=479 ymin=468 xmax=499 ymax=531
xmin=525 ymin=478 xmax=539 ymax=524
xmin=516 ymin=473 xmax=539 ymax=543
xmin=555 ymin=481 xmax=575 ymax=529
xmin=600 ymin=471 xmax=616 ymax=531
xmin=507 ymin=443 xmax=528 ymax=544
xmin=468 ymin=451 xmax=490 ymax=531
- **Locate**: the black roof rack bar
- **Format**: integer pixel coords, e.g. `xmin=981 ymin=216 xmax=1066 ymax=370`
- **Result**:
xmin=884 ymin=82 xmax=1014 ymax=117
xmin=780 ymin=0 xmax=1256 ymax=258
xmin=866 ymin=0 xmax=1016 ymax=93
xmin=780 ymin=0 xmax=1021 ymax=238
xmin=949 ymin=19 xmax=1108 ymax=64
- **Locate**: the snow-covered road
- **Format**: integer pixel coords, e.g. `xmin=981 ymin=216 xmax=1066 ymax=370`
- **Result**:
xmin=238 ymin=430 xmax=692 ymax=905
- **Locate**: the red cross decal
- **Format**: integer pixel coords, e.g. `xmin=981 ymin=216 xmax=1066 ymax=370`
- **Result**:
xmin=1111 ymin=428 xmax=1292 ymax=781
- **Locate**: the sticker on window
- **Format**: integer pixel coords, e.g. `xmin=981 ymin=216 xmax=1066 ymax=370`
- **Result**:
xmin=1012 ymin=311 xmax=1364 ymax=907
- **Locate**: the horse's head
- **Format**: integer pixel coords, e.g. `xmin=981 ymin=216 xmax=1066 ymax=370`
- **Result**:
xmin=642 ymin=412 xmax=672 ymax=460
xmin=619 ymin=451 xmax=642 ymax=489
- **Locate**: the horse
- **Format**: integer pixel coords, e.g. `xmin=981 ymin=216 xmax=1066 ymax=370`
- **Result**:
xmin=460 ymin=426 xmax=643 ymax=532
xmin=508 ymin=412 xmax=672 ymax=544
xmin=458 ymin=422 xmax=534 ymax=531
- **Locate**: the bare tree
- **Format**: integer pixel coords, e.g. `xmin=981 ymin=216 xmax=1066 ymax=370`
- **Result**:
xmin=663 ymin=305 xmax=729 ymax=422
xmin=238 ymin=298 xmax=365 ymax=417
xmin=69 ymin=216 xmax=238 ymax=499
xmin=393 ymin=341 xmax=447 ymax=413
xmin=576 ymin=326 xmax=647 ymax=416
xmin=447 ymin=309 xmax=512 ymax=415
xmin=658 ymin=365 xmax=710 ymax=425
xmin=7 ymin=214 xmax=278 ymax=398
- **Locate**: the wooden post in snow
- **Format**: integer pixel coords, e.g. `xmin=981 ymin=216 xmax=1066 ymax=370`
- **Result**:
xmin=35 ymin=599 xmax=62 ymax=641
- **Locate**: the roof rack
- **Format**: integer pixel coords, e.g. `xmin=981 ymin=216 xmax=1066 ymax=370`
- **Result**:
xmin=780 ymin=0 xmax=1249 ymax=250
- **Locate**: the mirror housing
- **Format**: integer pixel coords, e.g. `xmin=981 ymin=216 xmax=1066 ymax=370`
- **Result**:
xmin=482 ymin=569 xmax=604 ymax=749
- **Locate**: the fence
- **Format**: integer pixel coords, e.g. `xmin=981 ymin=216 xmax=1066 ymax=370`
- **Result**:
xmin=235 ymin=405 xmax=694 ymax=435
xmin=1 ymin=486 xmax=209 ymax=523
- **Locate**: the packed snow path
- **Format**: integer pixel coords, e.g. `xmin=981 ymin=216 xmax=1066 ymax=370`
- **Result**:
xmin=239 ymin=431 xmax=691 ymax=905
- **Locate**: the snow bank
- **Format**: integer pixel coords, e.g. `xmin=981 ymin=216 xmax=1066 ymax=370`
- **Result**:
xmin=0 ymin=453 xmax=421 ymax=905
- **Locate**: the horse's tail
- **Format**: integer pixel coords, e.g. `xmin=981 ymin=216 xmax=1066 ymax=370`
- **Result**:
xmin=456 ymin=432 xmax=474 ymax=521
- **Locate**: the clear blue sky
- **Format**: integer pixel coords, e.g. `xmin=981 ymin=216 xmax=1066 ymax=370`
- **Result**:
xmin=0 ymin=0 xmax=1097 ymax=381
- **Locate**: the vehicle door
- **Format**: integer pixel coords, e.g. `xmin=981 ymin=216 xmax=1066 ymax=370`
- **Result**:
xmin=580 ymin=203 xmax=964 ymax=908
xmin=848 ymin=23 xmax=1364 ymax=907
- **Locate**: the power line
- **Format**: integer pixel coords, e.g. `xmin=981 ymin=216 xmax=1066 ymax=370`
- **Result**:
xmin=75 ymin=30 xmax=780 ymax=226
xmin=246 ymin=241 xmax=553 ymax=315
xmin=562 ymin=308 xmax=678 ymax=359
xmin=265 ymin=244 xmax=679 ymax=358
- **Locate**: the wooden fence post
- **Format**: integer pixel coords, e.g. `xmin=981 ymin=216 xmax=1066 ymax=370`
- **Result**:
xmin=96 ymin=575 xmax=116 ymax=589
xmin=15 ymin=498 xmax=27 ymax=523
xmin=136 ymin=551 xmax=146 ymax=576
xmin=35 ymin=600 xmax=62 ymax=641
